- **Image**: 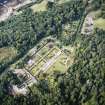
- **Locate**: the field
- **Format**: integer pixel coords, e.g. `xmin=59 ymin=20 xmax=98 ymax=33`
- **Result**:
xmin=30 ymin=0 xmax=48 ymax=12
xmin=88 ymin=10 xmax=105 ymax=30
xmin=94 ymin=18 xmax=105 ymax=30
xmin=58 ymin=0 xmax=71 ymax=4
xmin=0 ymin=47 xmax=17 ymax=62
xmin=47 ymin=53 xmax=67 ymax=73
xmin=89 ymin=10 xmax=102 ymax=19
xmin=25 ymin=42 xmax=74 ymax=77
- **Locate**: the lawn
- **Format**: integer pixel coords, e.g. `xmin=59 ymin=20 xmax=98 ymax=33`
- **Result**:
xmin=94 ymin=18 xmax=105 ymax=30
xmin=0 ymin=47 xmax=17 ymax=62
xmin=44 ymin=48 xmax=59 ymax=61
xmin=31 ymin=60 xmax=45 ymax=75
xmin=89 ymin=10 xmax=102 ymax=19
xmin=58 ymin=0 xmax=71 ymax=4
xmin=38 ymin=45 xmax=51 ymax=57
xmin=30 ymin=0 xmax=48 ymax=12
xmin=46 ymin=53 xmax=68 ymax=74
xmin=88 ymin=10 xmax=105 ymax=30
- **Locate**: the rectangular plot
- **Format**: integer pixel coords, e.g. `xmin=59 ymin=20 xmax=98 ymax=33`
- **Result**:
xmin=46 ymin=53 xmax=68 ymax=74
xmin=44 ymin=48 xmax=59 ymax=61
xmin=30 ymin=60 xmax=45 ymax=75
xmin=25 ymin=54 xmax=42 ymax=70
xmin=32 ymin=54 xmax=42 ymax=63
xmin=38 ymin=46 xmax=49 ymax=56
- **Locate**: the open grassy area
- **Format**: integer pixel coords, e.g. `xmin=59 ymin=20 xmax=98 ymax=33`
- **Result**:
xmin=58 ymin=0 xmax=71 ymax=4
xmin=89 ymin=10 xmax=102 ymax=19
xmin=88 ymin=10 xmax=105 ymax=30
xmin=94 ymin=18 xmax=105 ymax=30
xmin=47 ymin=53 xmax=68 ymax=74
xmin=44 ymin=47 xmax=59 ymax=61
xmin=31 ymin=60 xmax=45 ymax=75
xmin=47 ymin=45 xmax=76 ymax=74
xmin=0 ymin=47 xmax=17 ymax=62
xmin=30 ymin=0 xmax=48 ymax=12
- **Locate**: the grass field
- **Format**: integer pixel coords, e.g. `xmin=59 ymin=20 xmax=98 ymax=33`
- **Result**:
xmin=47 ymin=53 xmax=68 ymax=74
xmin=88 ymin=10 xmax=105 ymax=30
xmin=31 ymin=60 xmax=45 ymax=75
xmin=58 ymin=0 xmax=71 ymax=4
xmin=44 ymin=47 xmax=59 ymax=61
xmin=94 ymin=18 xmax=105 ymax=30
xmin=30 ymin=0 xmax=48 ymax=12
xmin=0 ymin=47 xmax=17 ymax=62
xmin=47 ymin=45 xmax=76 ymax=74
xmin=89 ymin=10 xmax=102 ymax=19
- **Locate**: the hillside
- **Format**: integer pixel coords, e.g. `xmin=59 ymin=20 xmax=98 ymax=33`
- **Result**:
xmin=0 ymin=0 xmax=105 ymax=105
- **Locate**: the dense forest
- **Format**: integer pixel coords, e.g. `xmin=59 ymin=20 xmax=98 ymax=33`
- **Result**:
xmin=0 ymin=0 xmax=105 ymax=105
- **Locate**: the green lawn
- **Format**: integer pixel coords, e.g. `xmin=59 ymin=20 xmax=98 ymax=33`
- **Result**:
xmin=94 ymin=18 xmax=105 ymax=30
xmin=47 ymin=53 xmax=68 ymax=74
xmin=38 ymin=45 xmax=50 ymax=56
xmin=31 ymin=60 xmax=45 ymax=75
xmin=58 ymin=0 xmax=71 ymax=4
xmin=44 ymin=48 xmax=59 ymax=61
xmin=30 ymin=0 xmax=48 ymax=12
xmin=0 ymin=47 xmax=17 ymax=62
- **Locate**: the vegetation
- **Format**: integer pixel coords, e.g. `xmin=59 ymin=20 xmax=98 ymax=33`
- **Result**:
xmin=57 ymin=0 xmax=71 ymax=4
xmin=0 ymin=47 xmax=17 ymax=62
xmin=94 ymin=18 xmax=105 ymax=30
xmin=0 ymin=0 xmax=105 ymax=105
xmin=31 ymin=0 xmax=48 ymax=12
xmin=0 ymin=0 xmax=84 ymax=73
xmin=0 ymin=28 xmax=105 ymax=105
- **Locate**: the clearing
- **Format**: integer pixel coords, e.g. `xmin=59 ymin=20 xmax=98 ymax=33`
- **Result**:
xmin=58 ymin=0 xmax=71 ymax=4
xmin=94 ymin=18 xmax=105 ymax=30
xmin=0 ymin=47 xmax=17 ymax=62
xmin=88 ymin=10 xmax=105 ymax=30
xmin=30 ymin=0 xmax=48 ymax=12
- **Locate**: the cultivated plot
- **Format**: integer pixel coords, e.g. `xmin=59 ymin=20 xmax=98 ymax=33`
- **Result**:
xmin=25 ymin=42 xmax=73 ymax=78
